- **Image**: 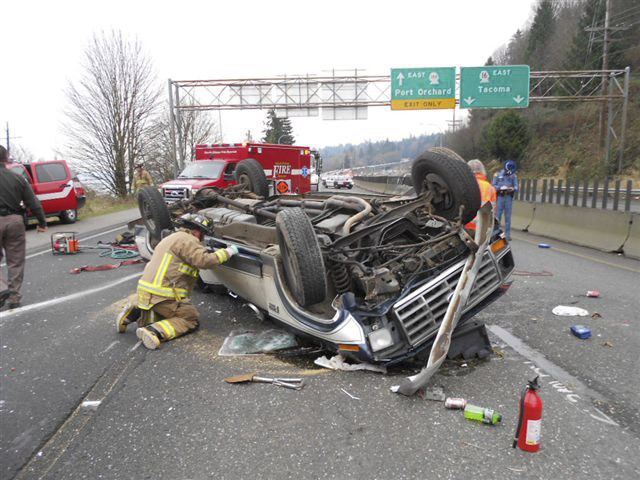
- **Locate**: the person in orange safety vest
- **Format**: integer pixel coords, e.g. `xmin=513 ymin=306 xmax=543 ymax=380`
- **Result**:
xmin=465 ymin=159 xmax=496 ymax=232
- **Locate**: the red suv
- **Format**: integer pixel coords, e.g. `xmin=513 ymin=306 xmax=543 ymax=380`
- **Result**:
xmin=7 ymin=160 xmax=86 ymax=224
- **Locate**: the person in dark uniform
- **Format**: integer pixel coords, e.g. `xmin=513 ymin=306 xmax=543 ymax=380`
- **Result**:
xmin=0 ymin=145 xmax=48 ymax=309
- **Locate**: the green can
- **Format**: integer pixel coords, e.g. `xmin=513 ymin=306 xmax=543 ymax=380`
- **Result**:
xmin=464 ymin=404 xmax=502 ymax=425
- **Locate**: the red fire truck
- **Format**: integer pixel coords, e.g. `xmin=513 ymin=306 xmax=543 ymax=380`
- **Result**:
xmin=160 ymin=143 xmax=320 ymax=203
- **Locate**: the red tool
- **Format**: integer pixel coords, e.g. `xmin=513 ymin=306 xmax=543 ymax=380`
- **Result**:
xmin=513 ymin=376 xmax=543 ymax=452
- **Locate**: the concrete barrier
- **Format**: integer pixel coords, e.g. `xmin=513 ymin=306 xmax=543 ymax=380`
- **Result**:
xmin=622 ymin=213 xmax=640 ymax=260
xmin=528 ymin=203 xmax=632 ymax=253
xmin=512 ymin=201 xmax=536 ymax=231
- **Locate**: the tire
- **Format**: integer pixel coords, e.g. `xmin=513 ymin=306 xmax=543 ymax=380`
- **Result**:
xmin=276 ymin=208 xmax=327 ymax=307
xmin=234 ymin=159 xmax=269 ymax=197
xmin=60 ymin=209 xmax=78 ymax=224
xmin=138 ymin=187 xmax=172 ymax=241
xmin=411 ymin=147 xmax=481 ymax=225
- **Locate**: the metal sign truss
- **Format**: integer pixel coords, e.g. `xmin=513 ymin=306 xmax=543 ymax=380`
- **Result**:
xmin=168 ymin=67 xmax=630 ymax=171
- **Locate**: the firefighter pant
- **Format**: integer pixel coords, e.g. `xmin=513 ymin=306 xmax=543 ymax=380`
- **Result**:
xmin=123 ymin=294 xmax=200 ymax=342
xmin=0 ymin=215 xmax=26 ymax=304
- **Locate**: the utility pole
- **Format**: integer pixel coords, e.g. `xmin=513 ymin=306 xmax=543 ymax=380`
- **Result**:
xmin=5 ymin=123 xmax=9 ymax=150
xmin=599 ymin=0 xmax=612 ymax=149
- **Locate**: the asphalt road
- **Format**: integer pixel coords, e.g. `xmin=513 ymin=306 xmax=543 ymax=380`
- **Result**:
xmin=1 ymin=205 xmax=639 ymax=479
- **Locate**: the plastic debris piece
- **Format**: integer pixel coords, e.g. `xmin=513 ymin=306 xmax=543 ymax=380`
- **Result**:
xmin=591 ymin=312 xmax=602 ymax=319
xmin=81 ymin=400 xmax=102 ymax=410
xmin=586 ymin=290 xmax=600 ymax=298
xmin=340 ymin=388 xmax=360 ymax=400
xmin=418 ymin=385 xmax=446 ymax=402
xmin=601 ymin=341 xmax=614 ymax=348
xmin=552 ymin=305 xmax=589 ymax=317
xmin=218 ymin=329 xmax=298 ymax=356
xmin=314 ymin=354 xmax=387 ymax=374
xmin=570 ymin=325 xmax=592 ymax=339
xmin=538 ymin=243 xmax=551 ymax=248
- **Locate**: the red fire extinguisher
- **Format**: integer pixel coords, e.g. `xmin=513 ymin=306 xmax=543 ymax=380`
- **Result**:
xmin=513 ymin=376 xmax=543 ymax=452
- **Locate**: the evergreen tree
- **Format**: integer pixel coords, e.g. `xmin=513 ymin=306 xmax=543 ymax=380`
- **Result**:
xmin=525 ymin=0 xmax=556 ymax=69
xmin=507 ymin=29 xmax=527 ymax=64
xmin=262 ymin=109 xmax=295 ymax=144
xmin=484 ymin=111 xmax=530 ymax=162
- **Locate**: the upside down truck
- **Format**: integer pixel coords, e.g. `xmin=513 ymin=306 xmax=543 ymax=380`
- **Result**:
xmin=134 ymin=147 xmax=515 ymax=394
xmin=160 ymin=143 xmax=321 ymax=203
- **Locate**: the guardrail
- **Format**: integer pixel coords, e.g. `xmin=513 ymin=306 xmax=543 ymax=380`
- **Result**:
xmin=517 ymin=178 xmax=639 ymax=213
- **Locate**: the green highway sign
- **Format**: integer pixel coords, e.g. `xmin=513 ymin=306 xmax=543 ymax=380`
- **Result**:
xmin=390 ymin=67 xmax=456 ymax=110
xmin=459 ymin=65 xmax=530 ymax=109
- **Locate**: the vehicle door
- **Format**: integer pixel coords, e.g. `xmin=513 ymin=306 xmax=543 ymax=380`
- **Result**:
xmin=31 ymin=161 xmax=76 ymax=214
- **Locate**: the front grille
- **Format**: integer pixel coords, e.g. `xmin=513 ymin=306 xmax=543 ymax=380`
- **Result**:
xmin=393 ymin=252 xmax=500 ymax=347
xmin=163 ymin=187 xmax=189 ymax=201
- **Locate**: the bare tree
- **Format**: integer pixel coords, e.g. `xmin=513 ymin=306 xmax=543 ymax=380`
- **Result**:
xmin=145 ymin=108 xmax=220 ymax=183
xmin=65 ymin=31 xmax=161 ymax=197
xmin=7 ymin=143 xmax=37 ymax=163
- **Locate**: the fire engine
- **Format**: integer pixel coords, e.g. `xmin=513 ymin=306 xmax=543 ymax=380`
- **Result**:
xmin=160 ymin=143 xmax=321 ymax=203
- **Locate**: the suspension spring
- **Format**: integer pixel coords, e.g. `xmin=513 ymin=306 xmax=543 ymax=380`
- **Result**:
xmin=330 ymin=263 xmax=351 ymax=294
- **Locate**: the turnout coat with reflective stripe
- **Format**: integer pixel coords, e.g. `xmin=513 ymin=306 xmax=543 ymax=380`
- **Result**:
xmin=137 ymin=230 xmax=221 ymax=309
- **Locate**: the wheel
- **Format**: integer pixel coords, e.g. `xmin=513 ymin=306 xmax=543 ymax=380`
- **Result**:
xmin=138 ymin=187 xmax=172 ymax=241
xmin=411 ymin=147 xmax=481 ymax=225
xmin=276 ymin=208 xmax=327 ymax=307
xmin=347 ymin=185 xmax=353 ymax=189
xmin=234 ymin=159 xmax=269 ymax=197
xmin=60 ymin=209 xmax=78 ymax=224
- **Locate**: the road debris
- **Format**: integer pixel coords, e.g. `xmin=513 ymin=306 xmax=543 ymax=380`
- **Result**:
xmin=340 ymin=388 xmax=360 ymax=400
xmin=591 ymin=312 xmax=602 ymax=319
xmin=218 ymin=329 xmax=298 ymax=356
xmin=586 ymin=290 xmax=600 ymax=298
xmin=418 ymin=385 xmax=446 ymax=402
xmin=464 ymin=404 xmax=502 ymax=425
xmin=552 ymin=305 xmax=589 ymax=317
xmin=538 ymin=243 xmax=551 ymax=248
xmin=445 ymin=397 xmax=467 ymax=409
xmin=570 ymin=325 xmax=592 ymax=339
xmin=601 ymin=341 xmax=614 ymax=348
xmin=314 ymin=354 xmax=387 ymax=374
xmin=81 ymin=400 xmax=102 ymax=410
xmin=224 ymin=373 xmax=304 ymax=390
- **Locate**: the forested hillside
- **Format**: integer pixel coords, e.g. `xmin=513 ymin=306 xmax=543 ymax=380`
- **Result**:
xmin=322 ymin=0 xmax=640 ymax=178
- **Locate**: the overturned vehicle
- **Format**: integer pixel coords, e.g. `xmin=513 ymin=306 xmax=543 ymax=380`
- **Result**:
xmin=134 ymin=148 xmax=514 ymax=369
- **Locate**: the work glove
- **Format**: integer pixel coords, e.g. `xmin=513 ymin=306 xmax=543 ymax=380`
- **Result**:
xmin=214 ymin=245 xmax=239 ymax=264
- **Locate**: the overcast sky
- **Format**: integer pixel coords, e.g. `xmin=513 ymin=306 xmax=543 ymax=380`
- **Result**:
xmin=1 ymin=0 xmax=536 ymax=159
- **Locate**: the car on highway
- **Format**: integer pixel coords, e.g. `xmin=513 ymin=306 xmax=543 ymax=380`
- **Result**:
xmin=323 ymin=174 xmax=353 ymax=189
xmin=133 ymin=148 xmax=514 ymax=366
xmin=7 ymin=159 xmax=86 ymax=224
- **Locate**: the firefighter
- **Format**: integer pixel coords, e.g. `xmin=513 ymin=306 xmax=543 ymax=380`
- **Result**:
xmin=493 ymin=159 xmax=519 ymax=240
xmin=116 ymin=213 xmax=238 ymax=350
xmin=465 ymin=159 xmax=496 ymax=232
xmin=133 ymin=163 xmax=154 ymax=192
xmin=0 ymin=145 xmax=48 ymax=310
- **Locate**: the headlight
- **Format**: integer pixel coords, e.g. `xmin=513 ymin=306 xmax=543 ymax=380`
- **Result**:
xmin=368 ymin=328 xmax=393 ymax=352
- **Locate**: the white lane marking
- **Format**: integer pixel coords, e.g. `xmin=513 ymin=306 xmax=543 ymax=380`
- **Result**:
xmin=129 ymin=341 xmax=142 ymax=352
xmin=0 ymin=272 xmax=141 ymax=323
xmin=100 ymin=340 xmax=120 ymax=355
xmin=488 ymin=325 xmax=619 ymax=427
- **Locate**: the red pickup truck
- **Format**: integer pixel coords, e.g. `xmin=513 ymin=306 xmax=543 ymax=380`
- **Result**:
xmin=7 ymin=160 xmax=86 ymax=224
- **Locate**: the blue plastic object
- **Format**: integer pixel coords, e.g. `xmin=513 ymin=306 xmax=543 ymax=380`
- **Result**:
xmin=570 ymin=325 xmax=592 ymax=339
xmin=538 ymin=243 xmax=551 ymax=249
